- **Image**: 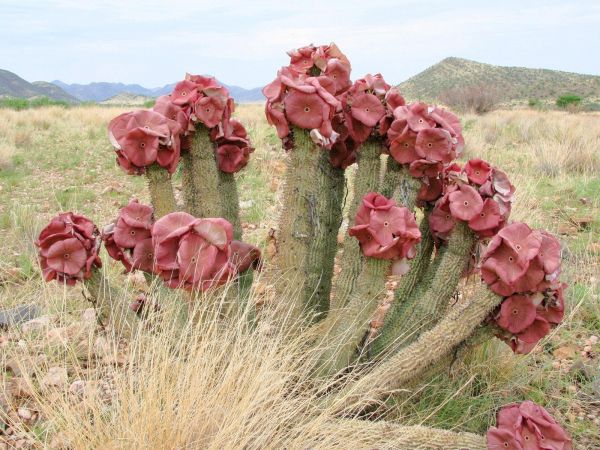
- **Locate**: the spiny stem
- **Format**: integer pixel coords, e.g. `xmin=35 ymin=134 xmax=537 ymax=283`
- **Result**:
xmin=323 ymin=419 xmax=486 ymax=449
xmin=187 ymin=125 xmax=221 ymax=217
xmin=331 ymin=140 xmax=383 ymax=309
xmin=373 ymin=222 xmax=476 ymax=357
xmin=145 ymin=163 xmax=177 ymax=218
xmin=218 ymin=171 xmax=243 ymax=240
xmin=325 ymin=286 xmax=501 ymax=415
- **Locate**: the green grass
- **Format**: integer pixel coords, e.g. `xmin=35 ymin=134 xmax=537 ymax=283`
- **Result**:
xmin=0 ymin=96 xmax=70 ymax=110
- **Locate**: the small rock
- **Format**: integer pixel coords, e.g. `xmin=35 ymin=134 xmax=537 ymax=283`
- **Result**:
xmin=17 ymin=407 xmax=32 ymax=421
xmin=589 ymin=335 xmax=598 ymax=345
xmin=21 ymin=315 xmax=52 ymax=333
xmin=42 ymin=367 xmax=68 ymax=388
xmin=239 ymin=199 xmax=254 ymax=209
xmin=81 ymin=308 xmax=96 ymax=325
xmin=553 ymin=345 xmax=576 ymax=360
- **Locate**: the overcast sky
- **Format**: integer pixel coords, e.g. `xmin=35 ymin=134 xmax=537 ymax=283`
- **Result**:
xmin=1 ymin=0 xmax=599 ymax=89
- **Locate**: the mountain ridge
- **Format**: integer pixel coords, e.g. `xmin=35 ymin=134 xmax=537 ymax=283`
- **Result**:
xmin=52 ymin=80 xmax=264 ymax=103
xmin=398 ymin=57 xmax=600 ymax=102
xmin=0 ymin=69 xmax=78 ymax=102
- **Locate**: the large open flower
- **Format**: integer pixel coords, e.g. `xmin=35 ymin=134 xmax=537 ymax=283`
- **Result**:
xmin=108 ymin=110 xmax=181 ymax=175
xmin=36 ymin=212 xmax=101 ymax=285
xmin=480 ymin=223 xmax=559 ymax=296
xmin=101 ymin=199 xmax=155 ymax=273
xmin=349 ymin=193 xmax=421 ymax=260
xmin=487 ymin=401 xmax=572 ymax=449
xmin=152 ymin=212 xmax=236 ymax=291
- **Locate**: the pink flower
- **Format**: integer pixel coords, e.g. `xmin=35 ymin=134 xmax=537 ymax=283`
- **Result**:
xmin=429 ymin=195 xmax=456 ymax=234
xmin=409 ymin=159 xmax=443 ymax=178
xmin=284 ymin=90 xmax=328 ymax=130
xmin=216 ymin=144 xmax=251 ymax=173
xmin=36 ymin=212 xmax=101 ymax=285
xmin=101 ymin=199 xmax=155 ymax=274
xmin=230 ymin=240 xmax=262 ymax=272
xmin=108 ymin=110 xmax=181 ymax=175
xmin=152 ymin=212 xmax=235 ymax=291
xmin=415 ymin=128 xmax=453 ymax=162
xmin=496 ymin=294 xmax=538 ymax=334
xmin=194 ymin=96 xmax=226 ymax=129
xmin=389 ymin=128 xmax=420 ymax=164
xmin=465 ymin=159 xmax=492 ymax=185
xmin=417 ymin=177 xmax=443 ymax=203
xmin=468 ymin=197 xmax=502 ymax=237
xmin=448 ymin=184 xmax=484 ymax=221
xmin=349 ymin=193 xmax=421 ymax=260
xmin=487 ymin=401 xmax=572 ymax=450
xmin=171 ymin=80 xmax=199 ymax=106
xmin=350 ymin=93 xmax=385 ymax=127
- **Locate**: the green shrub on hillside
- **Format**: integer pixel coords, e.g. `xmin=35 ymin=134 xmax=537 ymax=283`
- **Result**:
xmin=556 ymin=94 xmax=581 ymax=109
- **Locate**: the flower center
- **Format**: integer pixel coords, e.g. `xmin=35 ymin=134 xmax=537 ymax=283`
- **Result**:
xmin=383 ymin=221 xmax=389 ymax=227
xmin=524 ymin=436 xmax=529 ymax=441
xmin=508 ymin=256 xmax=514 ymax=262
xmin=445 ymin=214 xmax=451 ymax=220
xmin=140 ymin=142 xmax=146 ymax=149
xmin=205 ymin=108 xmax=211 ymax=113
xmin=418 ymin=119 xmax=424 ymax=123
xmin=475 ymin=170 xmax=480 ymax=175
xmin=365 ymin=108 xmax=370 ymax=112
xmin=512 ymin=309 xmax=519 ymax=315
xmin=191 ymin=256 xmax=197 ymax=263
xmin=504 ymin=443 xmax=508 ymax=448
xmin=463 ymin=201 xmax=469 ymax=206
xmin=181 ymin=91 xmax=187 ymax=96
xmin=304 ymin=106 xmax=310 ymax=113
xmin=130 ymin=230 xmax=136 ymax=235
xmin=403 ymin=143 xmax=409 ymax=148
xmin=427 ymin=143 xmax=432 ymax=148
xmin=515 ymin=244 xmax=522 ymax=251
xmin=63 ymin=253 xmax=70 ymax=259
xmin=146 ymin=253 xmax=153 ymax=260
xmin=480 ymin=212 xmax=486 ymax=217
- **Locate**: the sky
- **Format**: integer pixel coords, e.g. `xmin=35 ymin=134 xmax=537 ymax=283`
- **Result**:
xmin=1 ymin=0 xmax=599 ymax=89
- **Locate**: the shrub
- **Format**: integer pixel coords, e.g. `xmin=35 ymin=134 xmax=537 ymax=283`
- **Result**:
xmin=438 ymin=84 xmax=501 ymax=114
xmin=556 ymin=94 xmax=581 ymax=109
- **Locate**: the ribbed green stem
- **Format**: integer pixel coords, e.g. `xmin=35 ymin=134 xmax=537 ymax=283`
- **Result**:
xmin=188 ymin=126 xmax=221 ymax=217
xmin=180 ymin=150 xmax=197 ymax=215
xmin=218 ymin=171 xmax=242 ymax=240
xmin=370 ymin=212 xmax=434 ymax=357
xmin=331 ymin=140 xmax=383 ymax=309
xmin=271 ymin=128 xmax=323 ymax=319
xmin=381 ymin=157 xmax=402 ymax=198
xmin=317 ymin=257 xmax=389 ymax=376
xmin=145 ymin=163 xmax=177 ymax=218
xmin=375 ymin=222 xmax=476 ymax=357
xmin=325 ymin=287 xmax=502 ymax=414
xmin=317 ymin=169 xmax=418 ymax=375
xmin=305 ymin=150 xmax=345 ymax=321
xmin=85 ymin=269 xmax=136 ymax=337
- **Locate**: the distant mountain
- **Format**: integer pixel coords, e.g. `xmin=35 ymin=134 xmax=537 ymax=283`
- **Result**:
xmin=53 ymin=80 xmax=264 ymax=103
xmin=0 ymin=69 xmax=78 ymax=102
xmin=398 ymin=57 xmax=600 ymax=102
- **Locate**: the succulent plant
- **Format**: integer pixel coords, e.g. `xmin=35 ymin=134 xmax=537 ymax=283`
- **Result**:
xmin=33 ymin=43 xmax=575 ymax=449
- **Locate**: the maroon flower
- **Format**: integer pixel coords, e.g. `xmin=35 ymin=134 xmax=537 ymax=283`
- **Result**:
xmin=496 ymin=294 xmax=538 ymax=334
xmin=194 ymin=96 xmax=226 ymax=129
xmin=448 ymin=184 xmax=484 ymax=221
xmin=284 ymin=90 xmax=328 ymax=130
xmin=152 ymin=212 xmax=235 ymax=291
xmin=230 ymin=240 xmax=263 ymax=272
xmin=349 ymin=193 xmax=421 ymax=260
xmin=36 ymin=212 xmax=101 ymax=285
xmin=108 ymin=110 xmax=181 ymax=175
xmin=417 ymin=177 xmax=443 ymax=203
xmin=415 ymin=128 xmax=452 ymax=162
xmin=429 ymin=195 xmax=456 ymax=235
xmin=350 ymin=93 xmax=385 ymax=127
xmin=464 ymin=159 xmax=492 ymax=185
xmin=487 ymin=401 xmax=572 ymax=450
xmin=409 ymin=159 xmax=443 ymax=178
xmin=101 ymin=199 xmax=155 ymax=273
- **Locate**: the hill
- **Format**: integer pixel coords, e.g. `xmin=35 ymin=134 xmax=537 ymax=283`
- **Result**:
xmin=100 ymin=93 xmax=154 ymax=106
xmin=53 ymin=80 xmax=264 ymax=103
xmin=0 ymin=69 xmax=78 ymax=102
xmin=398 ymin=57 xmax=600 ymax=102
